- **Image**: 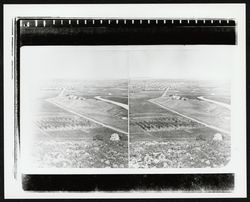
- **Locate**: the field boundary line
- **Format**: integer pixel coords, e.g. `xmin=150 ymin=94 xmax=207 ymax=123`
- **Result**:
xmin=46 ymin=98 xmax=128 ymax=135
xmin=149 ymin=99 xmax=230 ymax=135
xmin=132 ymin=115 xmax=175 ymax=119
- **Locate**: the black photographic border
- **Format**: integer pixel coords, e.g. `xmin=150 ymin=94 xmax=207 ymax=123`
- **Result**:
xmin=17 ymin=17 xmax=235 ymax=192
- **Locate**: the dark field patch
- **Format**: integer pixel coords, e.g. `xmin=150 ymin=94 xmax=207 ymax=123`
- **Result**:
xmin=129 ymin=98 xmax=169 ymax=115
xmin=36 ymin=129 xmax=93 ymax=140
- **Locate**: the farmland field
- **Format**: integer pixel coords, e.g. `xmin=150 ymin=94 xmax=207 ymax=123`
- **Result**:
xmin=151 ymin=96 xmax=230 ymax=132
xmin=129 ymin=79 xmax=231 ymax=168
xmin=22 ymin=78 xmax=231 ymax=169
xmin=47 ymin=96 xmax=128 ymax=133
xmin=24 ymin=79 xmax=128 ymax=168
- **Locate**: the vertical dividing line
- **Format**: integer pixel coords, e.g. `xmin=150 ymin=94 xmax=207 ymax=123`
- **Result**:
xmin=127 ymin=52 xmax=130 ymax=168
xmin=11 ymin=19 xmax=14 ymax=58
xmin=127 ymin=69 xmax=130 ymax=168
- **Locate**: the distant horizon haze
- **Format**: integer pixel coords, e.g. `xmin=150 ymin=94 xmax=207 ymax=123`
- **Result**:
xmin=21 ymin=46 xmax=235 ymax=81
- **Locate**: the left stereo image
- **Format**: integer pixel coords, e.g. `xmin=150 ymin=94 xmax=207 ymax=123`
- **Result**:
xmin=20 ymin=45 xmax=129 ymax=169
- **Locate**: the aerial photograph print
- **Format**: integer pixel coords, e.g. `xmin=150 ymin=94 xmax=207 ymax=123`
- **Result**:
xmin=20 ymin=45 xmax=234 ymax=170
xmin=20 ymin=46 xmax=129 ymax=169
xmin=129 ymin=46 xmax=233 ymax=168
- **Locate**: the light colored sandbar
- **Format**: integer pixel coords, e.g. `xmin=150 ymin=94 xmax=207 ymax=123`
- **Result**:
xmin=95 ymin=96 xmax=128 ymax=110
xmin=198 ymin=96 xmax=231 ymax=109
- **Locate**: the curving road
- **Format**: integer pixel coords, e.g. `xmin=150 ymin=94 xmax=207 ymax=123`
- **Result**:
xmin=95 ymin=96 xmax=128 ymax=110
xmin=198 ymin=96 xmax=231 ymax=109
xmin=161 ymin=87 xmax=170 ymax=97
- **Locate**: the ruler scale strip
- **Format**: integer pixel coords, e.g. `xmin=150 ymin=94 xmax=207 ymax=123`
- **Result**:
xmin=18 ymin=18 xmax=236 ymax=45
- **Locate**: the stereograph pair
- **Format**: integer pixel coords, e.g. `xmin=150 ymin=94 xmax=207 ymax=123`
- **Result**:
xmin=21 ymin=45 xmax=232 ymax=170
xmin=3 ymin=4 xmax=246 ymax=197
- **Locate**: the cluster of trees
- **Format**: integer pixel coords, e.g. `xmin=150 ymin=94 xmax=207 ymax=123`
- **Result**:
xmin=37 ymin=117 xmax=96 ymax=130
xmin=135 ymin=118 xmax=201 ymax=132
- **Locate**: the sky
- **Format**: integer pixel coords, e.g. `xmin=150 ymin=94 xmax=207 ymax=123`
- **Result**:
xmin=21 ymin=45 xmax=236 ymax=80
